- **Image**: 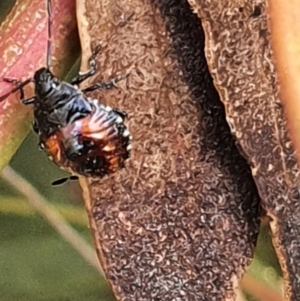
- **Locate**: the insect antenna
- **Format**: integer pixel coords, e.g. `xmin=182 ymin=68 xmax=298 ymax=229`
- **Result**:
xmin=46 ymin=0 xmax=52 ymax=70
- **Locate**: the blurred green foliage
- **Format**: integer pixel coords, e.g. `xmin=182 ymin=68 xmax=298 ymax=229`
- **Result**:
xmin=0 ymin=0 xmax=15 ymax=22
xmin=0 ymin=213 xmax=114 ymax=301
xmin=245 ymin=224 xmax=283 ymax=300
xmin=0 ymin=131 xmax=116 ymax=301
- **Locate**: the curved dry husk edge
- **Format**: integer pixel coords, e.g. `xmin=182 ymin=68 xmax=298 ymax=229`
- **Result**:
xmin=187 ymin=0 xmax=300 ymax=300
xmin=77 ymin=0 xmax=261 ymax=300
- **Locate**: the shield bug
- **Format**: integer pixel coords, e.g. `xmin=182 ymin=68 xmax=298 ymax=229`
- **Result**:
xmin=0 ymin=0 xmax=132 ymax=184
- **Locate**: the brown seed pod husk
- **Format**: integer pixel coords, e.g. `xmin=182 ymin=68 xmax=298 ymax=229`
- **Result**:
xmin=77 ymin=0 xmax=261 ymax=300
xmin=187 ymin=0 xmax=300 ymax=300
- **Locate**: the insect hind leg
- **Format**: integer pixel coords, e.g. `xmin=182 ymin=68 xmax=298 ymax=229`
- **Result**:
xmin=51 ymin=175 xmax=78 ymax=186
xmin=71 ymin=45 xmax=102 ymax=86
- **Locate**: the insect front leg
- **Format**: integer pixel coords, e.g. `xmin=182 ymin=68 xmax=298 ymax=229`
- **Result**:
xmin=82 ymin=74 xmax=129 ymax=93
xmin=71 ymin=45 xmax=102 ymax=86
xmin=3 ymin=76 xmax=37 ymax=105
xmin=22 ymin=97 xmax=36 ymax=105
xmin=0 ymin=77 xmax=33 ymax=102
xmin=3 ymin=78 xmax=26 ymax=100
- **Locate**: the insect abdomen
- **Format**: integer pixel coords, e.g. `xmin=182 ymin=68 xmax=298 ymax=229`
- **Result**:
xmin=44 ymin=100 xmax=132 ymax=177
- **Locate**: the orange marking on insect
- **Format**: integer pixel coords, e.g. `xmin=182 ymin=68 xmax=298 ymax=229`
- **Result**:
xmin=89 ymin=131 xmax=106 ymax=140
xmin=45 ymin=134 xmax=62 ymax=162
xmin=102 ymin=142 xmax=116 ymax=152
xmin=109 ymin=156 xmax=120 ymax=170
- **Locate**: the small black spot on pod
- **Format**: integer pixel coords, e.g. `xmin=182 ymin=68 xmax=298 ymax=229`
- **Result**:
xmin=251 ymin=6 xmax=261 ymax=18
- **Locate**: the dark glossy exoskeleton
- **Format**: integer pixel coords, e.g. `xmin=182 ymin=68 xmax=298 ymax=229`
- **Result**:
xmin=0 ymin=0 xmax=132 ymax=184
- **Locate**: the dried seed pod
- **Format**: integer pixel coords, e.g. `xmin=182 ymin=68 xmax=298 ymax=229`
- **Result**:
xmin=77 ymin=0 xmax=261 ymax=300
xmin=188 ymin=0 xmax=300 ymax=299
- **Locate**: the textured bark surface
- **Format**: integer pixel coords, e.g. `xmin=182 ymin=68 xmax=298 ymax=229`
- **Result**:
xmin=77 ymin=0 xmax=261 ymax=300
xmin=187 ymin=0 xmax=300 ymax=300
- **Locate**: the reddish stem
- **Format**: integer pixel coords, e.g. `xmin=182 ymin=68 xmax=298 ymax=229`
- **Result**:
xmin=0 ymin=0 xmax=80 ymax=171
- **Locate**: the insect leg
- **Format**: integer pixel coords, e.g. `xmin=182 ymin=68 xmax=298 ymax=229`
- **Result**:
xmin=71 ymin=45 xmax=101 ymax=85
xmin=22 ymin=97 xmax=36 ymax=105
xmin=82 ymin=74 xmax=129 ymax=93
xmin=3 ymin=77 xmax=20 ymax=84
xmin=33 ymin=121 xmax=39 ymax=134
xmin=51 ymin=177 xmax=69 ymax=186
xmin=69 ymin=175 xmax=79 ymax=181
xmin=51 ymin=175 xmax=78 ymax=186
xmin=0 ymin=78 xmax=33 ymax=102
xmin=113 ymin=108 xmax=127 ymax=119
xmin=3 ymin=77 xmax=25 ymax=99
xmin=4 ymin=76 xmax=36 ymax=104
